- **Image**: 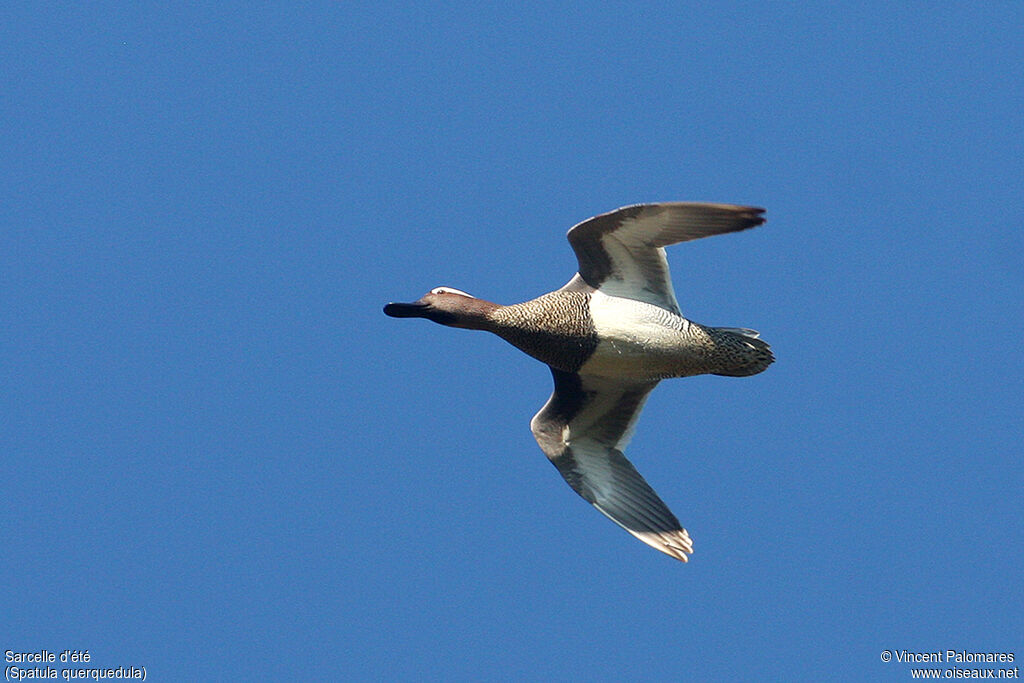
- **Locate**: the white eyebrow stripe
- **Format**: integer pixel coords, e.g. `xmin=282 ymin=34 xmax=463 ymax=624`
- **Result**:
xmin=431 ymin=286 xmax=472 ymax=296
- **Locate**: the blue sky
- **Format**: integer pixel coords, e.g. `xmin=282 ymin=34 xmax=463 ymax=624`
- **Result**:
xmin=3 ymin=3 xmax=1021 ymax=680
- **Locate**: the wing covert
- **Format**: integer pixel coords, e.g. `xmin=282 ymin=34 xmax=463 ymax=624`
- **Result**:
xmin=566 ymin=202 xmax=765 ymax=313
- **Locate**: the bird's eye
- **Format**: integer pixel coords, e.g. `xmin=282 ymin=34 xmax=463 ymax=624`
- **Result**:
xmin=430 ymin=286 xmax=470 ymax=296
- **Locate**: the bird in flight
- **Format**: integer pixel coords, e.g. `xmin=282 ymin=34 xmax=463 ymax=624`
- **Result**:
xmin=384 ymin=203 xmax=773 ymax=562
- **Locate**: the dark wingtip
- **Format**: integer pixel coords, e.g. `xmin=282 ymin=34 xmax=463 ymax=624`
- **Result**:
xmin=740 ymin=206 xmax=767 ymax=228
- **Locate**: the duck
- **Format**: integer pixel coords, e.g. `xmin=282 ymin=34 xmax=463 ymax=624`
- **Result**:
xmin=384 ymin=202 xmax=773 ymax=562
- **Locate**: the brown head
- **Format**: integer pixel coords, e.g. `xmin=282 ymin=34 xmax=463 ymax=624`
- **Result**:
xmin=383 ymin=287 xmax=498 ymax=330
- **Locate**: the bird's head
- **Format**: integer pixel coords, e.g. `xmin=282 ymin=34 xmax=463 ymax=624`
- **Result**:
xmin=383 ymin=287 xmax=495 ymax=329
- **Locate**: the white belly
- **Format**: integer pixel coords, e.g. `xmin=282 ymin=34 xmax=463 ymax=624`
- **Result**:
xmin=579 ymin=291 xmax=711 ymax=379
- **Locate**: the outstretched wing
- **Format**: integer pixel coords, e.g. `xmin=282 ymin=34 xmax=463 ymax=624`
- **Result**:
xmin=530 ymin=368 xmax=693 ymax=562
xmin=566 ymin=202 xmax=765 ymax=314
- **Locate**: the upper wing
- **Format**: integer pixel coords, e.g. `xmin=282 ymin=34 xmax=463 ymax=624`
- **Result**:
xmin=530 ymin=368 xmax=693 ymax=562
xmin=566 ymin=202 xmax=765 ymax=313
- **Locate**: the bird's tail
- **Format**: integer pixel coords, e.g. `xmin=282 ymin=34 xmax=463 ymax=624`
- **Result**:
xmin=710 ymin=328 xmax=775 ymax=377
